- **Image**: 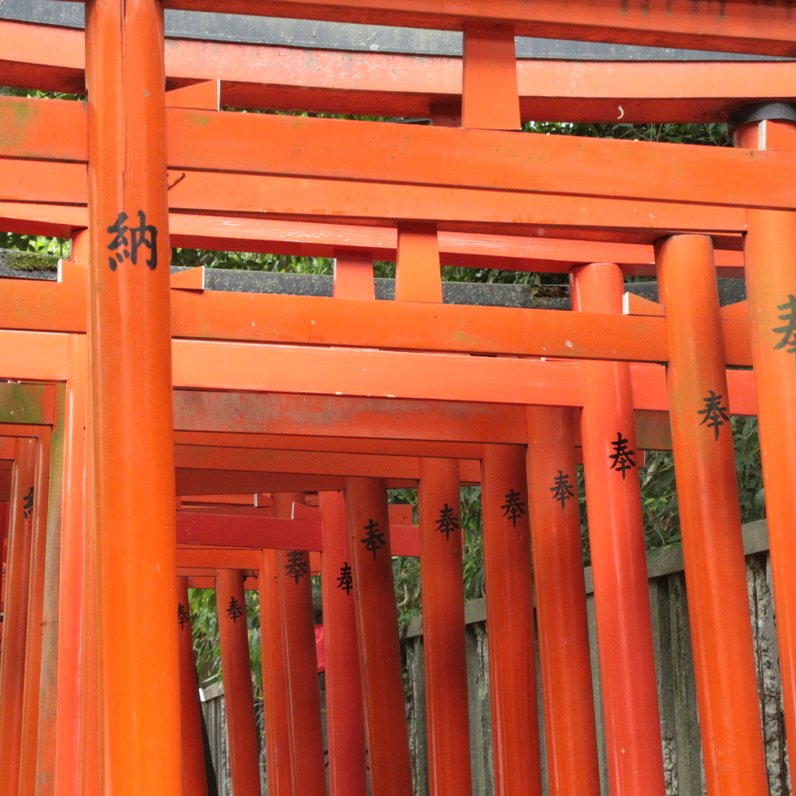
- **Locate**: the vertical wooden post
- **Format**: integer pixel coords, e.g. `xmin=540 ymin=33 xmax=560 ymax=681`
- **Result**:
xmin=260 ymin=547 xmax=293 ymax=795
xmin=18 ymin=430 xmax=51 ymax=794
xmin=85 ymin=0 xmax=180 ymax=790
xmin=395 ymin=222 xmax=442 ymax=303
xmin=36 ymin=385 xmax=69 ymax=794
xmin=216 ymin=569 xmax=260 ymax=795
xmin=462 ymin=22 xmax=520 ymax=130
xmin=481 ymin=444 xmax=542 ymax=796
xmin=572 ymin=262 xmax=665 ymax=795
xmin=0 ymin=437 xmax=37 ymax=793
xmin=53 ymin=246 xmax=90 ymax=793
xmin=657 ymin=233 xmax=768 ymax=793
xmin=526 ymin=406 xmax=600 ymax=796
xmin=177 ymin=576 xmax=209 ymax=796
xmin=418 ymin=459 xmax=472 ymax=795
xmin=273 ymin=493 xmax=326 ymax=795
xmin=344 ymin=477 xmax=413 ymax=796
xmin=319 ymin=491 xmax=368 ymax=796
xmin=734 ymin=110 xmax=796 ymax=779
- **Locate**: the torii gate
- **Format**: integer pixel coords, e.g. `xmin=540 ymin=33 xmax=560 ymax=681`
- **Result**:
xmin=0 ymin=2 xmax=795 ymax=795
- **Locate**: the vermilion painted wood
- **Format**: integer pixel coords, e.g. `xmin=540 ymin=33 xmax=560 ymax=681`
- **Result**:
xmin=319 ymin=491 xmax=368 ymax=796
xmin=53 ymin=335 xmax=88 ymax=795
xmin=0 ymin=437 xmax=36 ymax=793
xmin=272 ymin=493 xmax=326 ymax=795
xmin=169 ymin=388 xmax=757 ymax=448
xmin=174 ymin=430 xmax=483 ymax=460
xmin=0 ymin=196 xmax=748 ymax=276
xmin=395 ymin=222 xmax=442 ymax=302
xmin=0 ymin=198 xmax=746 ymax=276
xmin=0 ymin=280 xmax=756 ymax=372
xmin=162 ymin=0 xmax=796 ymax=56
xmin=174 ymin=444 xmax=480 ymax=482
xmin=481 ymin=444 xmax=542 ymax=795
xmin=462 ymin=22 xmax=520 ymax=131
xmin=3 ymin=94 xmax=796 ymax=211
xmin=418 ymin=459 xmax=472 ymax=796
xmin=573 ymin=262 xmax=665 ymax=795
xmin=735 ymin=118 xmax=796 ymax=782
xmin=260 ymin=545 xmax=295 ymax=795
xmin=85 ymin=1 xmax=181 ymax=791
xmin=0 ymin=154 xmax=749 ymax=241
xmin=17 ymin=431 xmax=51 ymax=795
xmin=176 ymin=576 xmax=209 ymax=796
xmin=7 ymin=19 xmax=796 ymax=123
xmin=333 ymin=251 xmax=375 ymax=300
xmin=215 ymin=569 xmax=260 ymax=795
xmin=176 ymin=511 xmax=422 ymax=556
xmin=525 ymin=407 xmax=600 ymax=796
xmin=344 ymin=477 xmax=413 ymax=795
xmin=657 ymin=234 xmax=768 ymax=793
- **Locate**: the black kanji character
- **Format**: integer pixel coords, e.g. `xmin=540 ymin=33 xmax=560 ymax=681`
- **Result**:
xmin=501 ymin=489 xmax=526 ymax=527
xmin=106 ymin=210 xmax=158 ymax=271
xmin=697 ymin=389 xmax=730 ymax=441
xmin=549 ymin=470 xmax=575 ymax=509
xmin=285 ymin=550 xmax=309 ymax=583
xmin=226 ymin=596 xmax=244 ymax=623
xmin=435 ymin=503 xmax=460 ymax=540
xmin=177 ymin=602 xmax=190 ymax=629
xmin=361 ymin=518 xmax=386 ymax=557
xmin=22 ymin=485 xmax=33 ymax=519
xmin=609 ymin=432 xmax=636 ymax=479
xmin=773 ymin=294 xmax=796 ymax=354
xmin=337 ymin=561 xmax=353 ymax=595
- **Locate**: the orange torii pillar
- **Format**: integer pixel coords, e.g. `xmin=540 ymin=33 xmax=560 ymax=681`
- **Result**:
xmin=176 ymin=576 xmax=209 ymax=796
xmin=319 ymin=491 xmax=368 ymax=796
xmin=417 ymin=459 xmax=472 ymax=796
xmin=273 ymin=492 xmax=326 ymax=795
xmin=344 ymin=477 xmax=413 ymax=796
xmin=53 ymin=247 xmax=92 ymax=793
xmin=215 ymin=569 xmax=260 ymax=795
xmin=525 ymin=407 xmax=600 ymax=796
xmin=480 ymin=444 xmax=542 ymax=795
xmin=572 ymin=262 xmax=666 ymax=794
xmin=657 ymin=234 xmax=768 ymax=792
xmin=260 ymin=547 xmax=294 ymax=795
xmin=18 ymin=431 xmax=51 ymax=795
xmin=734 ymin=106 xmax=796 ymax=778
xmin=0 ymin=437 xmax=36 ymax=791
xmin=85 ymin=0 xmax=180 ymax=790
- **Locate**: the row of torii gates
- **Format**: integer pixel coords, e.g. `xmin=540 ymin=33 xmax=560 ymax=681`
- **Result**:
xmin=1 ymin=1 xmax=796 ymax=794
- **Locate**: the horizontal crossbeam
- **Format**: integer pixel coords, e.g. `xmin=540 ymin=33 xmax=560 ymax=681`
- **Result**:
xmin=158 ymin=0 xmax=796 ymax=57
xmin=0 ymin=19 xmax=792 ymax=122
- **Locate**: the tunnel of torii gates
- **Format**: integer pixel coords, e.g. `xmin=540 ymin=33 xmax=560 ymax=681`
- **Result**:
xmin=0 ymin=2 xmax=796 ymax=795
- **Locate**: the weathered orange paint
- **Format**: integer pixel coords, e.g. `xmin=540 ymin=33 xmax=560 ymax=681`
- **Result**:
xmin=344 ymin=477 xmax=413 ymax=795
xmin=418 ymin=459 xmax=472 ymax=795
xmin=657 ymin=233 xmax=768 ymax=794
xmin=85 ymin=0 xmax=181 ymax=790
xmin=481 ymin=444 xmax=542 ymax=795
xmin=526 ymin=407 xmax=600 ymax=796
xmin=176 ymin=576 xmax=209 ymax=796
xmin=573 ymin=262 xmax=665 ymax=795
xmin=734 ymin=117 xmax=796 ymax=783
xmin=0 ymin=438 xmax=36 ymax=793
xmin=215 ymin=569 xmax=260 ymax=794
xmin=319 ymin=491 xmax=368 ymax=796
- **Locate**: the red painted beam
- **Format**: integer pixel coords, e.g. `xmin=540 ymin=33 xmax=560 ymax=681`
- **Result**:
xmin=2 ymin=19 xmax=794 ymax=122
xmin=176 ymin=510 xmax=421 ymax=556
xmin=162 ymin=0 xmax=796 ymax=56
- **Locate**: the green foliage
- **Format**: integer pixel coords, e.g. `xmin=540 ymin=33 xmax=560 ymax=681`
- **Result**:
xmin=189 ymin=586 xmax=262 ymax=694
xmin=0 ymin=232 xmax=68 ymax=261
